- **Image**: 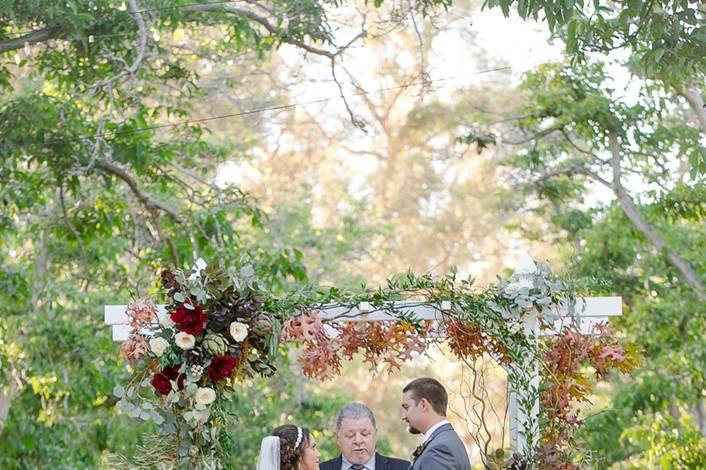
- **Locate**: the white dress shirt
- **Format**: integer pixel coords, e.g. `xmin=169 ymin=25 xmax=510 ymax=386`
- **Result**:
xmin=421 ymin=419 xmax=450 ymax=444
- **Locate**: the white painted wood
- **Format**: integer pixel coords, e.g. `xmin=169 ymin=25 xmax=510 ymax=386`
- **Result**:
xmin=112 ymin=324 xmax=132 ymax=342
xmin=318 ymin=300 xmax=452 ymax=321
xmin=105 ymin=304 xmax=168 ymax=325
xmin=514 ymin=310 xmax=539 ymax=454
xmin=508 ymin=252 xmax=539 ymax=454
xmin=104 ymin=297 xmax=620 ymax=329
xmin=508 ymin=386 xmax=518 ymax=450
xmin=552 ymin=296 xmax=622 ymax=317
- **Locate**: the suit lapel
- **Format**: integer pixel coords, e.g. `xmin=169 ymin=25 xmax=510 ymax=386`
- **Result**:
xmin=410 ymin=423 xmax=454 ymax=469
xmin=429 ymin=422 xmax=453 ymax=440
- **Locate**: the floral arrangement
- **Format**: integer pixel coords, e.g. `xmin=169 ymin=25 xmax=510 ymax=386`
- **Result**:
xmin=112 ymin=259 xmax=281 ymax=467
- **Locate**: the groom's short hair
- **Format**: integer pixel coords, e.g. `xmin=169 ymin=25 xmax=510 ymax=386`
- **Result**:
xmin=335 ymin=402 xmax=377 ymax=431
xmin=403 ymin=378 xmax=448 ymax=416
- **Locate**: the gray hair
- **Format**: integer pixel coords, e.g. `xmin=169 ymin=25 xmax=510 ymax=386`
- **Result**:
xmin=335 ymin=402 xmax=377 ymax=431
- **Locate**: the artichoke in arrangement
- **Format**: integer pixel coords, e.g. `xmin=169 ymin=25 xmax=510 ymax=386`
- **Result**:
xmin=249 ymin=312 xmax=274 ymax=338
xmin=249 ymin=356 xmax=276 ymax=377
xmin=202 ymin=333 xmax=229 ymax=356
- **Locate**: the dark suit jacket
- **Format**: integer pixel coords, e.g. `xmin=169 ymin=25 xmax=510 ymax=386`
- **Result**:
xmin=320 ymin=452 xmax=409 ymax=470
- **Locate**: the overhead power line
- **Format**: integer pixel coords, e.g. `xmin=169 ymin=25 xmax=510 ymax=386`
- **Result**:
xmin=42 ymin=63 xmax=541 ymax=147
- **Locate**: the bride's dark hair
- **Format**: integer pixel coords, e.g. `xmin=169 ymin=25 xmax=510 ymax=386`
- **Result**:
xmin=272 ymin=424 xmax=311 ymax=470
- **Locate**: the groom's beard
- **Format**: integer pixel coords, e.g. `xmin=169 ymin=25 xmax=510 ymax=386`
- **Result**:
xmin=407 ymin=425 xmax=421 ymax=434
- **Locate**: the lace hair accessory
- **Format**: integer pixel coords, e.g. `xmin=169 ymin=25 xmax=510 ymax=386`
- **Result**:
xmin=294 ymin=426 xmax=303 ymax=449
xmin=294 ymin=426 xmax=304 ymax=449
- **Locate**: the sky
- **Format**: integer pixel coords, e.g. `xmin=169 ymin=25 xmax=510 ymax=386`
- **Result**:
xmin=216 ymin=4 xmax=564 ymax=184
xmin=212 ymin=4 xmax=571 ymax=276
xmin=212 ymin=3 xmax=640 ymax=275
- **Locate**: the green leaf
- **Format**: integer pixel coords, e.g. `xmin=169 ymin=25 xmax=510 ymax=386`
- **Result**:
xmin=567 ymin=19 xmax=579 ymax=53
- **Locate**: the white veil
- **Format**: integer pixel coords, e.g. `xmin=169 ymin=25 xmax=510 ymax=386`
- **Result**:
xmin=256 ymin=435 xmax=280 ymax=470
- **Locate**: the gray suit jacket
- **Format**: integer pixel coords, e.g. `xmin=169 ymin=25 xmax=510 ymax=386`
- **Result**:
xmin=410 ymin=423 xmax=470 ymax=470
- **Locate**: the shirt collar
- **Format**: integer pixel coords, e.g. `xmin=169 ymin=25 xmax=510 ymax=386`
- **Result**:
xmin=341 ymin=454 xmax=375 ymax=470
xmin=422 ymin=419 xmax=450 ymax=443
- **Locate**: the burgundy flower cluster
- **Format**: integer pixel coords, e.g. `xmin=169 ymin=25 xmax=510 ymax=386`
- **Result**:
xmin=171 ymin=301 xmax=207 ymax=335
xmin=151 ymin=365 xmax=186 ymax=396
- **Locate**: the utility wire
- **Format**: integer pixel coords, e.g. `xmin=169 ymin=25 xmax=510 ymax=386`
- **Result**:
xmin=42 ymin=63 xmax=536 ymax=146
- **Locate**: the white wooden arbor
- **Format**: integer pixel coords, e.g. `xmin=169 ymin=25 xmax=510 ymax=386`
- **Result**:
xmin=104 ymin=253 xmax=621 ymax=456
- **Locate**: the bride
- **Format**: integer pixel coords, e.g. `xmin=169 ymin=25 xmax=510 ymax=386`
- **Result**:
xmin=256 ymin=424 xmax=320 ymax=470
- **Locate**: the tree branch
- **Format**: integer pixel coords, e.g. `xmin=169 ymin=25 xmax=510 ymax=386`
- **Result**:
xmin=58 ymin=184 xmax=87 ymax=260
xmin=95 ymin=160 xmax=184 ymax=225
xmin=0 ymin=25 xmax=64 ymax=54
xmin=407 ymin=0 xmax=431 ymax=95
xmin=2 ymin=2 xmax=364 ymax=61
xmin=503 ymin=124 xmax=565 ymax=145
xmin=608 ymin=131 xmax=705 ymax=304
xmin=533 ymin=160 xmax=612 ymax=190
xmin=331 ymin=59 xmax=367 ymax=131
xmin=183 ymin=4 xmax=340 ymax=59
xmin=559 ymin=128 xmax=593 ymax=156
xmin=127 ymin=0 xmax=148 ymax=74
xmin=0 ymin=368 xmax=22 ymax=432
xmin=680 ymin=86 xmax=706 ymax=135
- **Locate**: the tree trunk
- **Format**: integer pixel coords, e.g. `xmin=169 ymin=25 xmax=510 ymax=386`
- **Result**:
xmin=680 ymin=86 xmax=706 ymax=134
xmin=692 ymin=399 xmax=706 ymax=435
xmin=608 ymin=131 xmax=705 ymax=303
xmin=0 ymin=370 xmax=20 ymax=432
xmin=0 ymin=386 xmax=11 ymax=431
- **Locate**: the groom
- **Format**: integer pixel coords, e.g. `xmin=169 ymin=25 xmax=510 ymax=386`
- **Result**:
xmin=401 ymin=378 xmax=471 ymax=470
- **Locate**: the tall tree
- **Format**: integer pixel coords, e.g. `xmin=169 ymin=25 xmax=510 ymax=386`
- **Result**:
xmin=459 ymin=54 xmax=705 ymax=470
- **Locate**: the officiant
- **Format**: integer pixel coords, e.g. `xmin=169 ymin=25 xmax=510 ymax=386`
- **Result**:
xmin=320 ymin=403 xmax=409 ymax=470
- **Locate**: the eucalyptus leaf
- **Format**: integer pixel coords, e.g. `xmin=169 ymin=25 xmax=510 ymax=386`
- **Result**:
xmin=112 ymin=384 xmax=124 ymax=398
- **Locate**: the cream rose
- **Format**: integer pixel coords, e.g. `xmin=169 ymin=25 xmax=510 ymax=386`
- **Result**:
xmin=194 ymin=387 xmax=217 ymax=405
xmin=229 ymin=321 xmax=249 ymax=342
xmin=149 ymin=337 xmax=169 ymax=356
xmin=175 ymin=332 xmax=196 ymax=349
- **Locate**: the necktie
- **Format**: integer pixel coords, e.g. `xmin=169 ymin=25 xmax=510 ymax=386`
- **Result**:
xmin=349 ymin=466 xmax=365 ymax=470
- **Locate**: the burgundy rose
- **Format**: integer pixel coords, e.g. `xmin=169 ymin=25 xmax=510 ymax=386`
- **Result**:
xmin=208 ymin=355 xmax=239 ymax=381
xmin=151 ymin=365 xmax=186 ymax=396
xmin=171 ymin=302 xmax=207 ymax=335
